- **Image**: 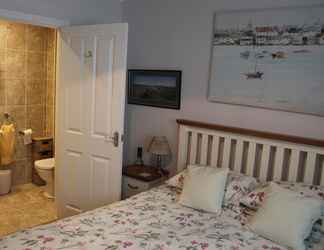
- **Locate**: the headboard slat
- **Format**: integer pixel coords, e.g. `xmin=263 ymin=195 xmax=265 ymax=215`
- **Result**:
xmin=177 ymin=120 xmax=324 ymax=185
xmin=288 ymin=149 xmax=300 ymax=182
xmin=246 ymin=142 xmax=257 ymax=176
xmin=210 ymin=135 xmax=219 ymax=167
xmin=190 ymin=132 xmax=198 ymax=164
xmin=200 ymin=134 xmax=209 ymax=165
xmin=223 ymin=138 xmax=231 ymax=169
xmin=234 ymin=139 xmax=244 ymax=173
xmin=272 ymin=146 xmax=284 ymax=181
xmin=304 ymin=152 xmax=316 ymax=184
xmin=259 ymin=144 xmax=271 ymax=181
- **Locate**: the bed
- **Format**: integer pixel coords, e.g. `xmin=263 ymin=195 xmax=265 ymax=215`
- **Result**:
xmin=1 ymin=119 xmax=323 ymax=250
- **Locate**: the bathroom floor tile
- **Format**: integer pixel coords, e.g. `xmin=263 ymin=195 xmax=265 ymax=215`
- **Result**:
xmin=0 ymin=183 xmax=57 ymax=237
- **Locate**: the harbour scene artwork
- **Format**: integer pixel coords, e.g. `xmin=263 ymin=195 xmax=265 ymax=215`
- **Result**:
xmin=208 ymin=5 xmax=324 ymax=116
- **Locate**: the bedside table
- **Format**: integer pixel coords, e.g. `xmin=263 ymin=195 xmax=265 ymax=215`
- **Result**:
xmin=122 ymin=165 xmax=168 ymax=199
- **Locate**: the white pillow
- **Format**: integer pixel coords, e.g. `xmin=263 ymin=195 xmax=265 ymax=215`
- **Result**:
xmin=248 ymin=182 xmax=322 ymax=250
xmin=179 ymin=165 xmax=228 ymax=213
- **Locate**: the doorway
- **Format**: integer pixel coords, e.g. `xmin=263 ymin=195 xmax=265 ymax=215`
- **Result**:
xmin=0 ymin=19 xmax=57 ymax=236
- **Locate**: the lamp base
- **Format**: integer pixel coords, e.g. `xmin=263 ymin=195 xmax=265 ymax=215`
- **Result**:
xmin=156 ymin=155 xmax=162 ymax=169
xmin=155 ymin=155 xmax=169 ymax=176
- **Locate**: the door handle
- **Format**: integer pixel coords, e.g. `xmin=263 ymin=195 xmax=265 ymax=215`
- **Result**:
xmin=105 ymin=132 xmax=119 ymax=147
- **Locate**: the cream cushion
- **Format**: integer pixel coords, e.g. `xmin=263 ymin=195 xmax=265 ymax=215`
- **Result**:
xmin=179 ymin=165 xmax=228 ymax=213
xmin=248 ymin=182 xmax=322 ymax=250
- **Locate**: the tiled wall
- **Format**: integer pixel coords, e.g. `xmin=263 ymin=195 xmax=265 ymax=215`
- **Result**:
xmin=0 ymin=20 xmax=56 ymax=185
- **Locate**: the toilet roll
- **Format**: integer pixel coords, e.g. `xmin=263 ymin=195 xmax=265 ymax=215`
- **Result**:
xmin=22 ymin=129 xmax=33 ymax=145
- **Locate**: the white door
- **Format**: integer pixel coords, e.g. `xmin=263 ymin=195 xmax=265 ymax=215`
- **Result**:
xmin=55 ymin=24 xmax=128 ymax=218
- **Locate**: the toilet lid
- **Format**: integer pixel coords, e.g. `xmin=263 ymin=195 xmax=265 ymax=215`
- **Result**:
xmin=35 ymin=158 xmax=55 ymax=170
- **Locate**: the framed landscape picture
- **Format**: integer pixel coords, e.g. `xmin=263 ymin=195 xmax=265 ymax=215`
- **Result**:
xmin=208 ymin=5 xmax=324 ymax=116
xmin=128 ymin=70 xmax=182 ymax=109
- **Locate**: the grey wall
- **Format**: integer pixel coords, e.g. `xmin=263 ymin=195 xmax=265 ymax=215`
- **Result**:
xmin=0 ymin=0 xmax=122 ymax=25
xmin=122 ymin=0 xmax=324 ymax=174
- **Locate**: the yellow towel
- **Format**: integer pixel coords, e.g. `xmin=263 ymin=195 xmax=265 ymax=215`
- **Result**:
xmin=0 ymin=124 xmax=16 ymax=166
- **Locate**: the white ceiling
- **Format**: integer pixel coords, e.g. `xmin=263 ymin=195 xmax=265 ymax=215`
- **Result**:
xmin=0 ymin=0 xmax=122 ymax=25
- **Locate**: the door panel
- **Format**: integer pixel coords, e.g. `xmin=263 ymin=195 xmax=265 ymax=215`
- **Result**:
xmin=92 ymin=37 xmax=114 ymax=137
xmin=65 ymin=38 xmax=84 ymax=133
xmin=64 ymin=150 xmax=88 ymax=207
xmin=91 ymin=155 xmax=111 ymax=208
xmin=56 ymin=24 xmax=128 ymax=218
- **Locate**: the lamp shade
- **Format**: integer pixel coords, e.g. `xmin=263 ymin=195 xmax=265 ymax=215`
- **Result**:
xmin=148 ymin=136 xmax=171 ymax=156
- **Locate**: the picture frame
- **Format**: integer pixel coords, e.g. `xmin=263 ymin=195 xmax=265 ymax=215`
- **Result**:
xmin=128 ymin=69 xmax=182 ymax=110
xmin=208 ymin=5 xmax=324 ymax=116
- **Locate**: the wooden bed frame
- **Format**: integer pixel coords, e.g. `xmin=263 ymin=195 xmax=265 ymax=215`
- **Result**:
xmin=177 ymin=119 xmax=324 ymax=186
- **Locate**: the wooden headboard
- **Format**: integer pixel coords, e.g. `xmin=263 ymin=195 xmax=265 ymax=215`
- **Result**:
xmin=177 ymin=119 xmax=324 ymax=186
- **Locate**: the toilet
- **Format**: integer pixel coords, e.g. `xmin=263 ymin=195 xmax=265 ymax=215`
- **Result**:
xmin=35 ymin=158 xmax=55 ymax=199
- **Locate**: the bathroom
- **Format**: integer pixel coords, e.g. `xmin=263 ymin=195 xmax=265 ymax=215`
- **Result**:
xmin=0 ymin=19 xmax=57 ymax=236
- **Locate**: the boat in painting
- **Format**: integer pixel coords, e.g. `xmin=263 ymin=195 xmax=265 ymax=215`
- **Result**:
xmin=243 ymin=56 xmax=264 ymax=79
xmin=271 ymin=51 xmax=286 ymax=59
xmin=240 ymin=50 xmax=250 ymax=59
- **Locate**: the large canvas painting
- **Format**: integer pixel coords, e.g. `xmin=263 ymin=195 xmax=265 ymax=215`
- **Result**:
xmin=208 ymin=5 xmax=324 ymax=116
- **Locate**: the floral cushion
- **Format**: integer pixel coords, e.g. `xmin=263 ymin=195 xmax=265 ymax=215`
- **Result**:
xmin=224 ymin=172 xmax=259 ymax=207
xmin=165 ymin=169 xmax=187 ymax=189
xmin=239 ymin=183 xmax=269 ymax=210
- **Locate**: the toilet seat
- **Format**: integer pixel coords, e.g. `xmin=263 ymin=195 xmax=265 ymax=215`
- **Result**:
xmin=35 ymin=158 xmax=55 ymax=170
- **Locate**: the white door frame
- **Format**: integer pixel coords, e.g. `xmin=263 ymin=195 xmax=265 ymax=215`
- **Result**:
xmin=0 ymin=8 xmax=69 ymax=28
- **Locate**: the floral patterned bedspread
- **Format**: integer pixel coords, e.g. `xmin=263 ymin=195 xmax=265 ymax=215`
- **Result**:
xmin=0 ymin=185 xmax=287 ymax=250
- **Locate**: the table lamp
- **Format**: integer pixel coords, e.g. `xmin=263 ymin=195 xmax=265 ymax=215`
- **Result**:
xmin=148 ymin=136 xmax=171 ymax=173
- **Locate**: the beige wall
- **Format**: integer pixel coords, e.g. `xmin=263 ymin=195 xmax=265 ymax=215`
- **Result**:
xmin=0 ymin=20 xmax=56 ymax=185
